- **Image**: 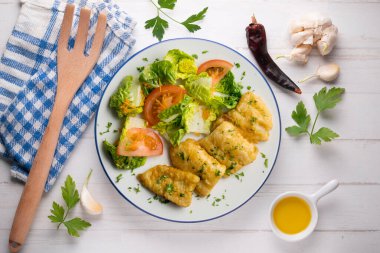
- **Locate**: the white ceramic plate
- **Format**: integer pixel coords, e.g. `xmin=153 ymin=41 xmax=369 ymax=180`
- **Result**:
xmin=95 ymin=38 xmax=281 ymax=223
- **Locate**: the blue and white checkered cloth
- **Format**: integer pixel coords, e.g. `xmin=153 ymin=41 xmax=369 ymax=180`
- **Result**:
xmin=0 ymin=0 xmax=136 ymax=191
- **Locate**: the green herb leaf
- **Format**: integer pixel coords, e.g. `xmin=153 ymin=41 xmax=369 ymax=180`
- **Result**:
xmin=158 ymin=0 xmax=176 ymax=9
xmin=285 ymin=125 xmax=308 ymax=136
xmin=49 ymin=175 xmax=91 ymax=237
xmin=287 ymin=87 xmax=343 ymax=145
xmin=61 ymin=175 xmax=80 ymax=210
xmin=63 ymin=218 xmax=91 ymax=237
xmin=310 ymin=127 xmax=339 ymax=145
xmin=313 ymin=87 xmax=345 ymax=113
xmin=145 ymin=16 xmax=169 ymax=41
xmin=115 ymin=174 xmax=123 ymax=183
xmin=165 ymin=183 xmax=174 ymax=194
xmin=181 ymin=7 xmax=208 ymax=32
xmin=292 ymin=101 xmax=311 ymax=130
xmin=48 ymin=201 xmax=65 ymax=223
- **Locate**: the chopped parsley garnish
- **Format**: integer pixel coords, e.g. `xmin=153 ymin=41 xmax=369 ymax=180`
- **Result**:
xmin=240 ymin=71 xmax=246 ymax=80
xmin=133 ymin=184 xmax=141 ymax=194
xmin=198 ymin=164 xmax=205 ymax=174
xmin=189 ymin=210 xmax=193 ymax=214
xmin=99 ymin=122 xmax=112 ymax=135
xmin=247 ymin=86 xmax=252 ymax=90
xmin=156 ymin=174 xmax=169 ymax=184
xmin=179 ymin=193 xmax=185 ymax=197
xmin=250 ymin=117 xmax=257 ymax=123
xmin=211 ymin=190 xmax=228 ymax=207
xmin=234 ymin=172 xmax=244 ymax=182
xmin=234 ymin=62 xmax=240 ymax=68
xmin=165 ymin=183 xmax=174 ymax=195
xmin=215 ymin=169 xmax=221 ymax=177
xmin=137 ymin=66 xmax=145 ymax=72
xmin=178 ymin=151 xmax=185 ymax=160
xmin=191 ymin=54 xmax=198 ymax=59
xmin=113 ymin=129 xmax=119 ymax=133
xmin=142 ymin=57 xmax=148 ymax=62
xmin=153 ymin=194 xmax=170 ymax=204
xmin=261 ymin=152 xmax=269 ymax=169
xmin=115 ymin=173 xmax=123 ymax=183
xmin=201 ymin=50 xmax=208 ymax=54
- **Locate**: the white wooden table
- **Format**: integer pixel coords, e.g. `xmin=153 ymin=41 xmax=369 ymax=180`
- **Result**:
xmin=1 ymin=0 xmax=380 ymax=252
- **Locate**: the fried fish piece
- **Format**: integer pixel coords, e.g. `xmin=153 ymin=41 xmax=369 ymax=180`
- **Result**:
xmin=170 ymin=139 xmax=226 ymax=197
xmin=137 ymin=165 xmax=200 ymax=207
xmin=213 ymin=92 xmax=273 ymax=143
xmin=199 ymin=121 xmax=258 ymax=175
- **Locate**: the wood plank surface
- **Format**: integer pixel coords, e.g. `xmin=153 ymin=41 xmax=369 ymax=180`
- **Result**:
xmin=0 ymin=0 xmax=379 ymax=252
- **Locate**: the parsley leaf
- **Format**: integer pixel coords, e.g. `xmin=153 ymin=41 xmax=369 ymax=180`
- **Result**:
xmin=61 ymin=175 xmax=80 ymax=209
xmin=313 ymin=87 xmax=345 ymax=112
xmin=158 ymin=0 xmax=176 ymax=9
xmin=145 ymin=1 xmax=208 ymax=41
xmin=286 ymin=126 xmax=307 ymax=136
xmin=286 ymin=87 xmax=344 ymax=145
xmin=145 ymin=16 xmax=169 ymax=41
xmin=310 ymin=127 xmax=339 ymax=145
xmin=48 ymin=175 xmax=91 ymax=237
xmin=292 ymin=101 xmax=311 ymax=130
xmin=63 ymin=218 xmax=91 ymax=238
xmin=285 ymin=101 xmax=311 ymax=136
xmin=48 ymin=202 xmax=65 ymax=223
xmin=181 ymin=7 xmax=208 ymax=32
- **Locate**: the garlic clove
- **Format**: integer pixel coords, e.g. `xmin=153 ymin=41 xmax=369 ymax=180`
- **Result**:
xmin=316 ymin=63 xmax=340 ymax=82
xmin=302 ymin=35 xmax=314 ymax=45
xmin=299 ymin=63 xmax=340 ymax=83
xmin=81 ymin=170 xmax=103 ymax=215
xmin=276 ymin=45 xmax=312 ymax=64
xmin=317 ymin=25 xmax=338 ymax=56
xmin=290 ymin=29 xmax=314 ymax=46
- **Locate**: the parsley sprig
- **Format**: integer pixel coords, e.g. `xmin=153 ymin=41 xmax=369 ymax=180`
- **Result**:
xmin=145 ymin=0 xmax=208 ymax=41
xmin=286 ymin=87 xmax=345 ymax=145
xmin=48 ymin=175 xmax=91 ymax=237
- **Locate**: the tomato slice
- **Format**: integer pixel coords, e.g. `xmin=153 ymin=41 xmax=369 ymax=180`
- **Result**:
xmin=197 ymin=59 xmax=233 ymax=85
xmin=143 ymin=85 xmax=186 ymax=126
xmin=117 ymin=128 xmax=163 ymax=157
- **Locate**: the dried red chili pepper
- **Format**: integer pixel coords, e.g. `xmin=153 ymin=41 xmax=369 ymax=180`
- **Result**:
xmin=246 ymin=16 xmax=302 ymax=94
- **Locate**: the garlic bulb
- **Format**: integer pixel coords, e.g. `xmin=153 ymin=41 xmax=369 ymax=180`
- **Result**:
xmin=281 ymin=13 xmax=338 ymax=63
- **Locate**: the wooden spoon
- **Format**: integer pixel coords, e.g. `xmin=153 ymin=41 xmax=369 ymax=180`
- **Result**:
xmin=8 ymin=4 xmax=106 ymax=252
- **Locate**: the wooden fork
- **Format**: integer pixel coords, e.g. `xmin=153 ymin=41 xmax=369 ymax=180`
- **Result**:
xmin=8 ymin=4 xmax=106 ymax=252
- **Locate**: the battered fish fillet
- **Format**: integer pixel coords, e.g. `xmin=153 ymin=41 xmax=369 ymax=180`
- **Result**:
xmin=137 ymin=165 xmax=200 ymax=207
xmin=199 ymin=121 xmax=258 ymax=175
xmin=170 ymin=139 xmax=226 ymax=197
xmin=213 ymin=92 xmax=273 ymax=143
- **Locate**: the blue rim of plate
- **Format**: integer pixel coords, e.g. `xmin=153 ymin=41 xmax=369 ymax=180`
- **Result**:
xmin=94 ymin=37 xmax=282 ymax=223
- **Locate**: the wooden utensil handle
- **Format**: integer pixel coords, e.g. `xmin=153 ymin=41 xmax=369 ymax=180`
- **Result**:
xmin=8 ymin=95 xmax=69 ymax=253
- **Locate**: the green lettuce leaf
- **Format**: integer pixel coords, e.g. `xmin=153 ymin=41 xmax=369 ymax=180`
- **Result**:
xmin=109 ymin=76 xmax=144 ymax=118
xmin=164 ymin=49 xmax=197 ymax=79
xmin=103 ymin=140 xmax=146 ymax=170
xmin=138 ymin=60 xmax=176 ymax=91
xmin=184 ymin=71 xmax=242 ymax=111
xmin=184 ymin=103 xmax=217 ymax=134
xmin=153 ymin=95 xmax=193 ymax=145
